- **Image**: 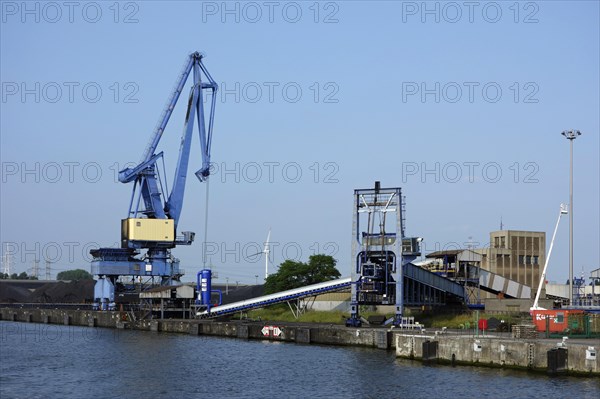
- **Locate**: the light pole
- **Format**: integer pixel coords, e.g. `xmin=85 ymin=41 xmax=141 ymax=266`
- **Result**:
xmin=561 ymin=129 xmax=581 ymax=306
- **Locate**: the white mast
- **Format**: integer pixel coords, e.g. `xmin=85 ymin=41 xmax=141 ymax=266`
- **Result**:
xmin=531 ymin=204 xmax=568 ymax=311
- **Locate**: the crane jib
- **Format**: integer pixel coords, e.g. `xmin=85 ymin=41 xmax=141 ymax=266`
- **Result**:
xmin=122 ymin=52 xmax=217 ymax=224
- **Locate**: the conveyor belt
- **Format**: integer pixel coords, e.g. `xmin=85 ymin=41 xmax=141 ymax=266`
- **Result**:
xmin=196 ymin=277 xmax=352 ymax=318
xmin=466 ymin=265 xmax=532 ymax=299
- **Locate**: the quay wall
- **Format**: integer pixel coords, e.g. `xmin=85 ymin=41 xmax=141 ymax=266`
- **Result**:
xmin=2 ymin=307 xmax=597 ymax=376
xmin=395 ymin=333 xmax=599 ymax=376
xmin=0 ymin=307 xmax=393 ymax=349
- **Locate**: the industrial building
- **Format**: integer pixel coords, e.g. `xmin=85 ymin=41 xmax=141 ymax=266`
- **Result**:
xmin=414 ymin=231 xmax=545 ymax=299
xmin=477 ymin=230 xmax=546 ymax=294
xmin=139 ymin=284 xmax=195 ymax=319
xmin=408 ymin=230 xmax=546 ymax=306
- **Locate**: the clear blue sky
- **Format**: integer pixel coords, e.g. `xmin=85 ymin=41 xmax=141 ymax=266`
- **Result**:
xmin=1 ymin=1 xmax=598 ymax=284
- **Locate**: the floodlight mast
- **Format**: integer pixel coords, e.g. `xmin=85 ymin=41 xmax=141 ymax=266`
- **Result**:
xmin=561 ymin=129 xmax=581 ymax=305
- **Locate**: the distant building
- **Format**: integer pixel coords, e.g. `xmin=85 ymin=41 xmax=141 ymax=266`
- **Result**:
xmin=420 ymin=249 xmax=483 ymax=277
xmin=545 ymin=268 xmax=600 ymax=307
xmin=475 ymin=230 xmax=546 ymax=297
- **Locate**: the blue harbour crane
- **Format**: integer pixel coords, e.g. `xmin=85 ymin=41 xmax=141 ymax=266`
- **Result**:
xmin=90 ymin=52 xmax=217 ymax=310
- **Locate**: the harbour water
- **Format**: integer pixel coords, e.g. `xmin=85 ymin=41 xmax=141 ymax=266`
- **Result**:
xmin=1 ymin=321 xmax=598 ymax=399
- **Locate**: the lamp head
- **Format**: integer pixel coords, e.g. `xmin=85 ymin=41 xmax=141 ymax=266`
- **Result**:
xmin=561 ymin=130 xmax=581 ymax=140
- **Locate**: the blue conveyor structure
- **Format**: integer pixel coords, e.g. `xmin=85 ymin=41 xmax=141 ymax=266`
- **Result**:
xmin=196 ymin=262 xmax=468 ymax=319
xmin=196 ymin=278 xmax=352 ymax=318
xmin=403 ymin=262 xmax=465 ymax=306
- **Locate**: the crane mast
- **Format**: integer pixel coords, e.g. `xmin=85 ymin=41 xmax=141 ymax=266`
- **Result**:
xmin=90 ymin=52 xmax=218 ymax=310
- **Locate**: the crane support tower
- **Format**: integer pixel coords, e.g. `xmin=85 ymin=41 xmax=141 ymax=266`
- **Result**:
xmin=90 ymin=52 xmax=218 ymax=310
xmin=346 ymin=182 xmax=421 ymax=327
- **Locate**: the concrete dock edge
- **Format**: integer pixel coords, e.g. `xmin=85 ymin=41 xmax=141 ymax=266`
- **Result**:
xmin=1 ymin=307 xmax=598 ymax=376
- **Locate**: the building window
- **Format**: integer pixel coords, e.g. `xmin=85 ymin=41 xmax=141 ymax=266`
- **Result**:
xmin=493 ymin=236 xmax=507 ymax=248
xmin=518 ymin=255 xmax=538 ymax=265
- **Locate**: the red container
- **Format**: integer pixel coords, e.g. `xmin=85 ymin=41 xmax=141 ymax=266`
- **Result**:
xmin=531 ymin=309 xmax=585 ymax=332
xmin=478 ymin=319 xmax=488 ymax=331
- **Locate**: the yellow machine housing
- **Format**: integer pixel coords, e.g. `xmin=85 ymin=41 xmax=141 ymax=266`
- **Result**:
xmin=121 ymin=218 xmax=175 ymax=243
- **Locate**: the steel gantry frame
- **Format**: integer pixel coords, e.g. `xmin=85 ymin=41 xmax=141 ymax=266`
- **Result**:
xmin=347 ymin=182 xmax=422 ymax=327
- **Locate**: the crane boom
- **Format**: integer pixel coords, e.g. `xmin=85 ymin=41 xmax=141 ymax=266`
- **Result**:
xmin=120 ymin=53 xmax=210 ymax=182
xmin=117 ymin=52 xmax=217 ymax=226
xmin=141 ymin=55 xmax=195 ymax=165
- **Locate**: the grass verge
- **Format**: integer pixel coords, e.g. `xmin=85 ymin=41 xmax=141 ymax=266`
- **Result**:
xmin=243 ymin=307 xmax=525 ymax=328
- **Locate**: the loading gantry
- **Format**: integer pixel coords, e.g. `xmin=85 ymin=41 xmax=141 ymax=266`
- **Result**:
xmin=346 ymin=182 xmax=421 ymax=327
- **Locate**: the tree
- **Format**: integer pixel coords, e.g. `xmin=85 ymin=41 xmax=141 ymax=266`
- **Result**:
xmin=264 ymin=254 xmax=341 ymax=294
xmin=56 ymin=269 xmax=93 ymax=281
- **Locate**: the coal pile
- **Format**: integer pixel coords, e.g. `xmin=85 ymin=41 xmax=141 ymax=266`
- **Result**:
xmin=220 ymin=284 xmax=264 ymax=305
xmin=29 ymin=280 xmax=95 ymax=303
xmin=0 ymin=283 xmax=32 ymax=303
xmin=0 ymin=280 xmax=94 ymax=303
xmin=1 ymin=280 xmax=262 ymax=304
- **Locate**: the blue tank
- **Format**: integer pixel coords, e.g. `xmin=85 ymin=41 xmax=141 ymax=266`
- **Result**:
xmin=200 ymin=269 xmax=212 ymax=306
xmin=196 ymin=269 xmax=222 ymax=312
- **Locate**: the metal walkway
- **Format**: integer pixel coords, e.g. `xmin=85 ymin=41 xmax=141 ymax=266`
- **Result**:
xmin=403 ymin=262 xmax=466 ymax=305
xmin=196 ymin=278 xmax=352 ymax=318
